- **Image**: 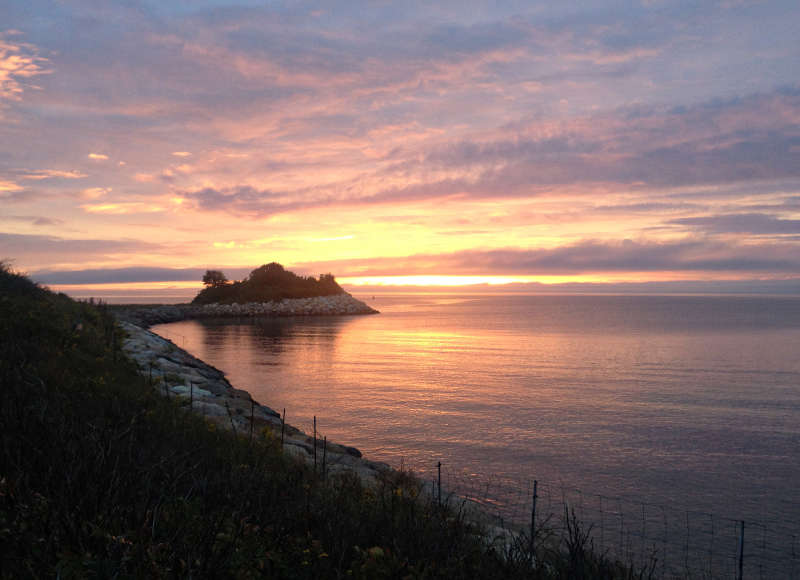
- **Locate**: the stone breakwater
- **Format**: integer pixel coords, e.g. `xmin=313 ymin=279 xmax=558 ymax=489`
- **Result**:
xmin=116 ymin=293 xmax=378 ymax=328
xmin=120 ymin=320 xmax=390 ymax=482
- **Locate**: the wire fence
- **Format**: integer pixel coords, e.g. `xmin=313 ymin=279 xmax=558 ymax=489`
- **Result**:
xmin=429 ymin=462 xmax=799 ymax=579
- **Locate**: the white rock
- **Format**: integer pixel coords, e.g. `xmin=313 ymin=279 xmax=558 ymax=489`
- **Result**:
xmin=171 ymin=385 xmax=213 ymax=398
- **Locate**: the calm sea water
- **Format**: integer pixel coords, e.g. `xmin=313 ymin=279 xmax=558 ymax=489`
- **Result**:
xmin=153 ymin=294 xmax=800 ymax=528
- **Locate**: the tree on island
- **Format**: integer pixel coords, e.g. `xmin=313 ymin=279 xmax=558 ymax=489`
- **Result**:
xmin=202 ymin=269 xmax=229 ymax=288
xmin=192 ymin=262 xmax=345 ymax=304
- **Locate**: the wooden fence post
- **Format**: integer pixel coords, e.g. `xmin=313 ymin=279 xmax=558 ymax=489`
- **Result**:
xmin=530 ymin=480 xmax=538 ymax=561
xmin=738 ymin=520 xmax=745 ymax=580
xmin=437 ymin=461 xmax=442 ymax=507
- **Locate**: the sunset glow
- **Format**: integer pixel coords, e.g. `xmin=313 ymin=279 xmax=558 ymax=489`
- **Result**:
xmin=341 ymin=276 xmax=599 ymax=287
xmin=1 ymin=3 xmax=799 ymax=295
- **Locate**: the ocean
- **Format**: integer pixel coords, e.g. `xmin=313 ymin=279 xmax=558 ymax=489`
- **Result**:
xmin=152 ymin=294 xmax=800 ymax=572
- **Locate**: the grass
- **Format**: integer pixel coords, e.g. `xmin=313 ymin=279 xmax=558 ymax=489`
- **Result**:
xmin=0 ymin=263 xmax=649 ymax=579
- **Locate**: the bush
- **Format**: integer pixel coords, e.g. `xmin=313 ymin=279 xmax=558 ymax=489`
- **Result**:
xmin=192 ymin=262 xmax=345 ymax=305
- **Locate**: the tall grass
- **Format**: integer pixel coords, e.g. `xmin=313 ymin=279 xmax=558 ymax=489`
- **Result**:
xmin=0 ymin=263 xmax=645 ymax=578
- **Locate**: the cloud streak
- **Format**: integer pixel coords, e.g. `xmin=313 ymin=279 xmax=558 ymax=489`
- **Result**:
xmin=670 ymin=213 xmax=800 ymax=235
xmin=0 ymin=232 xmax=165 ymax=272
xmin=298 ymin=239 xmax=800 ymax=277
xmin=30 ymin=266 xmax=254 ymax=285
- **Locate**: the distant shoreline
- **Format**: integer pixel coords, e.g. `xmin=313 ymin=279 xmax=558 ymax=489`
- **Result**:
xmin=62 ymin=287 xmax=800 ymax=306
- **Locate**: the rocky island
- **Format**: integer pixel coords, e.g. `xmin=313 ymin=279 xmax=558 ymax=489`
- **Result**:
xmin=114 ymin=262 xmax=378 ymax=326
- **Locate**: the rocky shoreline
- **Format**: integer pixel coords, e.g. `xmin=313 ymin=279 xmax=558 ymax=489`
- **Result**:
xmin=117 ymin=295 xmax=389 ymax=482
xmin=115 ymin=293 xmax=378 ymax=327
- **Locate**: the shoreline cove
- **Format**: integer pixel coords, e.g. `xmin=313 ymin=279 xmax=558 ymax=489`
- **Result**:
xmin=116 ymin=294 xmax=389 ymax=482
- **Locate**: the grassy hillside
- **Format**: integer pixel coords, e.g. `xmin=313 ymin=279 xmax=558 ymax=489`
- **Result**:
xmin=0 ymin=263 xmax=640 ymax=578
xmin=192 ymin=262 xmax=345 ymax=305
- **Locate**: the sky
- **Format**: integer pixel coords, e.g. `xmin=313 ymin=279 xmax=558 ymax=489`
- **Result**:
xmin=1 ymin=0 xmax=800 ymax=297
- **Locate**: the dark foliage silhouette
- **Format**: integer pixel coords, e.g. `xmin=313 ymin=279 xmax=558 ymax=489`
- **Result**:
xmin=192 ymin=262 xmax=345 ymax=305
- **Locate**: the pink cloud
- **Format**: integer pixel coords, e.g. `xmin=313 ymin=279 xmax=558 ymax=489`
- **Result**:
xmin=0 ymin=31 xmax=51 ymax=106
xmin=0 ymin=179 xmax=22 ymax=192
xmin=81 ymin=202 xmax=165 ymax=214
xmin=79 ymin=187 xmax=112 ymax=200
xmin=20 ymin=169 xmax=87 ymax=180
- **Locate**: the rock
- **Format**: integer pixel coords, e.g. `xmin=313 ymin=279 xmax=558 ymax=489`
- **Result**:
xmin=344 ymin=446 xmax=363 ymax=458
xmin=283 ymin=443 xmax=312 ymax=460
xmin=191 ymin=401 xmax=228 ymax=417
xmin=170 ymin=384 xmax=213 ymax=398
xmin=230 ymin=388 xmax=253 ymax=400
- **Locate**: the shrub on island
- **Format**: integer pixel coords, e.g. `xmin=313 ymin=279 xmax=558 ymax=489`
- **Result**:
xmin=192 ymin=262 xmax=345 ymax=305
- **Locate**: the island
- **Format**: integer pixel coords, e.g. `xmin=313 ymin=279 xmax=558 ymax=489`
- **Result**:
xmin=114 ymin=262 xmax=378 ymax=327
